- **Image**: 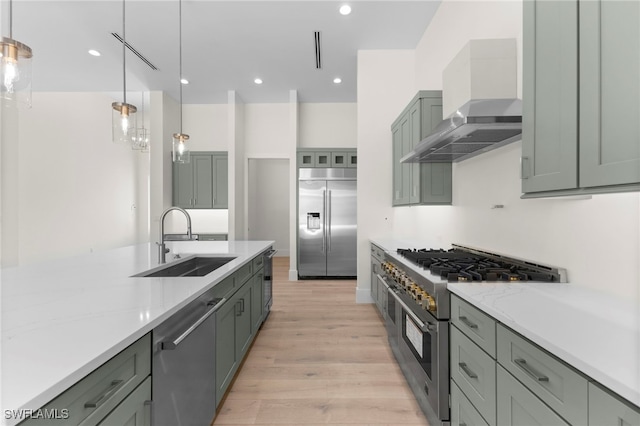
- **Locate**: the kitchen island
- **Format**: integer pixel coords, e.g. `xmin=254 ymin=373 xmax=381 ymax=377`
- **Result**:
xmin=0 ymin=240 xmax=273 ymax=426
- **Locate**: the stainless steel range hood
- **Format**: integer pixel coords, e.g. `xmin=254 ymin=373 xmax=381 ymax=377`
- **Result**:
xmin=400 ymin=98 xmax=522 ymax=163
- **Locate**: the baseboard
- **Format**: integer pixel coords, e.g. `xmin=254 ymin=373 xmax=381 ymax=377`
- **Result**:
xmin=356 ymin=287 xmax=374 ymax=304
xmin=288 ymin=269 xmax=298 ymax=281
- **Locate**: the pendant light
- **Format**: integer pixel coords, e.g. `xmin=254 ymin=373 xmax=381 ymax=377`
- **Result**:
xmin=112 ymin=0 xmax=137 ymax=144
xmin=1 ymin=0 xmax=33 ymax=107
xmin=132 ymin=93 xmax=150 ymax=152
xmin=172 ymin=0 xmax=190 ymax=164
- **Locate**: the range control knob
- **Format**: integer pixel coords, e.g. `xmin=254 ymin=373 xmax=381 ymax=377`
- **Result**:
xmin=424 ymin=294 xmax=437 ymax=312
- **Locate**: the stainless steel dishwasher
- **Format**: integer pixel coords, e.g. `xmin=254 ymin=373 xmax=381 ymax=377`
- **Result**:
xmin=152 ymin=288 xmax=225 ymax=426
xmin=262 ymin=248 xmax=277 ymax=322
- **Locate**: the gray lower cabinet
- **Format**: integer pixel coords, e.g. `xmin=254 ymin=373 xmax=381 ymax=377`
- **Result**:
xmin=215 ymin=295 xmax=238 ymax=406
xmin=522 ymin=0 xmax=640 ymax=196
xmin=451 ymin=294 xmax=640 ymax=426
xmin=392 ymin=91 xmax=451 ymax=206
xmin=450 ymin=325 xmax=497 ymax=426
xmin=497 ymin=365 xmax=569 ymax=426
xmin=497 ymin=324 xmax=588 ymax=426
xmin=235 ymin=281 xmax=253 ymax=359
xmin=96 ymin=378 xmax=151 ymax=426
xmin=370 ymin=243 xmax=385 ymax=318
xmin=215 ymin=255 xmax=266 ymax=406
xmin=173 ymin=152 xmax=228 ymax=209
xmin=251 ymin=270 xmax=264 ymax=332
xmin=450 ymin=380 xmax=489 ymax=426
xmin=19 ymin=334 xmax=151 ymax=426
xmin=589 ymin=383 xmax=640 ymax=426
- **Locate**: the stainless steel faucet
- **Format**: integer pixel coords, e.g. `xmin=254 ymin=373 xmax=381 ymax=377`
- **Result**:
xmin=158 ymin=207 xmax=193 ymax=264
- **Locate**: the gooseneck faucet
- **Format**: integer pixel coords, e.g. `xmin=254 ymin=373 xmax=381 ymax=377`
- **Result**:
xmin=158 ymin=207 xmax=192 ymax=264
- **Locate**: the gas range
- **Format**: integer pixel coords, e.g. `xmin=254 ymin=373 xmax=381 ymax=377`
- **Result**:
xmin=381 ymin=244 xmax=567 ymax=321
xmin=397 ymin=244 xmax=567 ymax=284
xmin=378 ymin=243 xmax=567 ymax=426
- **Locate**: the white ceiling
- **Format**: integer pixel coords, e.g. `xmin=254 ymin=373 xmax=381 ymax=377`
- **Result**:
xmin=4 ymin=0 xmax=441 ymax=104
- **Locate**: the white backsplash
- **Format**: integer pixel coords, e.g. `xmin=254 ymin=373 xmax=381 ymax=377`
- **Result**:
xmin=163 ymin=209 xmax=229 ymax=234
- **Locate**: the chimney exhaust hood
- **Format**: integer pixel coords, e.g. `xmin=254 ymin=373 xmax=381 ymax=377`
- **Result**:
xmin=400 ymin=98 xmax=522 ymax=163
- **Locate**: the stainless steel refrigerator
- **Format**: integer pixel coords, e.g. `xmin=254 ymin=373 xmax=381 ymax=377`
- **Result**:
xmin=298 ymin=168 xmax=357 ymax=278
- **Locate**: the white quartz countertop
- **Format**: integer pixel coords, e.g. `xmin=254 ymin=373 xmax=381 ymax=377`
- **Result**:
xmin=0 ymin=241 xmax=273 ymax=426
xmin=369 ymin=237 xmax=640 ymax=409
xmin=449 ymin=282 xmax=640 ymax=409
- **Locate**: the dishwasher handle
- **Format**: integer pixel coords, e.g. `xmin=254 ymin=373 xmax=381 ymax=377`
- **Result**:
xmin=161 ymin=298 xmax=226 ymax=350
xmin=265 ymin=249 xmax=278 ymax=259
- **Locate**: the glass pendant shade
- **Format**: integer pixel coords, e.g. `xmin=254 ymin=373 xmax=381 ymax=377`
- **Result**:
xmin=1 ymin=37 xmax=32 ymax=108
xmin=132 ymin=127 xmax=150 ymax=152
xmin=112 ymin=101 xmax=137 ymax=144
xmin=172 ymin=133 xmax=190 ymax=163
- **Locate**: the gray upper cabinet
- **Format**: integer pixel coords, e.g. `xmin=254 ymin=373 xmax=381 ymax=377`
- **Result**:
xmin=192 ymin=155 xmax=214 ymax=208
xmin=297 ymin=149 xmax=357 ymax=169
xmin=522 ymin=0 xmax=640 ymax=196
xmin=521 ymin=0 xmax=578 ymax=193
xmin=579 ymin=0 xmax=640 ymax=188
xmin=392 ymin=113 xmax=410 ymax=205
xmin=392 ymin=91 xmax=451 ymax=206
xmin=173 ymin=152 xmax=228 ymax=209
xmin=213 ymin=153 xmax=229 ymax=208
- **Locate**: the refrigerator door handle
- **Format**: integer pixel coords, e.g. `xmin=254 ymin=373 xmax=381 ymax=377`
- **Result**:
xmin=327 ymin=190 xmax=332 ymax=253
xmin=322 ymin=190 xmax=326 ymax=254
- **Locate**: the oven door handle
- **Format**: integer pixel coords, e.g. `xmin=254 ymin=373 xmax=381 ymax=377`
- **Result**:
xmin=377 ymin=274 xmax=390 ymax=290
xmin=389 ymin=289 xmax=433 ymax=333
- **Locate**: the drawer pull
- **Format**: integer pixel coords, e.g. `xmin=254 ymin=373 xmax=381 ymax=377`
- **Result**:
xmin=458 ymin=362 xmax=478 ymax=379
xmin=84 ymin=379 xmax=125 ymax=408
xmin=459 ymin=316 xmax=478 ymax=329
xmin=515 ymin=358 xmax=549 ymax=382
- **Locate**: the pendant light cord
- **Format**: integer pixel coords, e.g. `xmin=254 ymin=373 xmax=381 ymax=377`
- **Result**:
xmin=122 ymin=0 xmax=127 ymax=105
xmin=179 ymin=0 xmax=183 ymax=133
xmin=9 ymin=0 xmax=13 ymax=38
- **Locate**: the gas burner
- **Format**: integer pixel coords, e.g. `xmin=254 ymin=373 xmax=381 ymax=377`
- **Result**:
xmin=396 ymin=246 xmax=561 ymax=283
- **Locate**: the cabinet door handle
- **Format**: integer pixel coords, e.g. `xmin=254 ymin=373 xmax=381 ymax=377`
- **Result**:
xmin=514 ymin=358 xmax=549 ymax=382
xmin=236 ymin=301 xmax=242 ymax=316
xmin=521 ymin=156 xmax=531 ymax=179
xmin=84 ymin=379 xmax=125 ymax=408
xmin=459 ymin=316 xmax=478 ymax=329
xmin=240 ymin=298 xmax=245 ymax=313
xmin=458 ymin=362 xmax=478 ymax=379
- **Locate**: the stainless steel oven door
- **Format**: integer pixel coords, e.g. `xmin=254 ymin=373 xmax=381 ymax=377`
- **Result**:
xmin=395 ymin=295 xmax=449 ymax=423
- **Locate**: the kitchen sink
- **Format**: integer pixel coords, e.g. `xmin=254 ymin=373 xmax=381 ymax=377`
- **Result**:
xmin=136 ymin=256 xmax=236 ymax=278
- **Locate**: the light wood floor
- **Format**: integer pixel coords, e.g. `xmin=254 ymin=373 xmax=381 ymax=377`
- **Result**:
xmin=213 ymin=257 xmax=430 ymax=426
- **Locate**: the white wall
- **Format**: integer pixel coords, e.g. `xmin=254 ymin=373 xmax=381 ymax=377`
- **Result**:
xmin=356 ymin=49 xmax=416 ymax=302
xmin=11 ymin=92 xmax=144 ymax=265
xmin=182 ymin=104 xmax=228 ymax=151
xmin=358 ymin=0 xmax=640 ymax=300
xmin=299 ymin=103 xmax=357 ymax=148
xmin=248 ymin=159 xmax=290 ymax=256
xmin=244 ymin=103 xmax=290 ymax=158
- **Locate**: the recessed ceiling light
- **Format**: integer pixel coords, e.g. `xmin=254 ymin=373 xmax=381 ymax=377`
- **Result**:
xmin=88 ymin=49 xmax=101 ymax=57
xmin=339 ymin=5 xmax=351 ymax=15
xmin=333 ymin=77 xmax=342 ymax=84
xmin=254 ymin=78 xmax=263 ymax=85
xmin=180 ymin=78 xmax=189 ymax=85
